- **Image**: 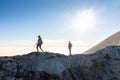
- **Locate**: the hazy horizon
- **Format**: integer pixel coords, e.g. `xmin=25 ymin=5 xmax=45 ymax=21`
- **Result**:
xmin=0 ymin=40 xmax=96 ymax=56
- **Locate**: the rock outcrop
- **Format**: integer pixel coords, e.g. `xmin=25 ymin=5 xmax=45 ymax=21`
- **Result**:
xmin=62 ymin=46 xmax=120 ymax=80
xmin=0 ymin=46 xmax=120 ymax=80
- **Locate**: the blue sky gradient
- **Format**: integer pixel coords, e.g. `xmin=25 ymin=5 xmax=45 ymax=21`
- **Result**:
xmin=0 ymin=0 xmax=120 ymax=42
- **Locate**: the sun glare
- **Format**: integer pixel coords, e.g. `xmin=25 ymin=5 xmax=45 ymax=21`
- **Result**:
xmin=70 ymin=9 xmax=96 ymax=33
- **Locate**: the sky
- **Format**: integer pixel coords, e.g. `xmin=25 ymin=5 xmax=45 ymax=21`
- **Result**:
xmin=0 ymin=0 xmax=120 ymax=56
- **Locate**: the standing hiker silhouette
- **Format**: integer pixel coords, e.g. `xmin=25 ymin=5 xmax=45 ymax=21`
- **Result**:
xmin=36 ymin=35 xmax=44 ymax=52
xmin=68 ymin=41 xmax=72 ymax=55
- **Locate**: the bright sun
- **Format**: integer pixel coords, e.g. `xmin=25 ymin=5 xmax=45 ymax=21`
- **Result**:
xmin=69 ymin=9 xmax=96 ymax=33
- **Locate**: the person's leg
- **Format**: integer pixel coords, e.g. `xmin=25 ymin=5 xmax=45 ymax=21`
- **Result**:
xmin=70 ymin=49 xmax=71 ymax=55
xmin=68 ymin=48 xmax=70 ymax=55
xmin=39 ymin=45 xmax=44 ymax=52
xmin=36 ymin=45 xmax=39 ymax=52
xmin=69 ymin=48 xmax=71 ymax=56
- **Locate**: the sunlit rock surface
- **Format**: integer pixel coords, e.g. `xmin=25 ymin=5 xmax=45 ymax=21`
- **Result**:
xmin=0 ymin=46 xmax=120 ymax=80
xmin=84 ymin=31 xmax=120 ymax=54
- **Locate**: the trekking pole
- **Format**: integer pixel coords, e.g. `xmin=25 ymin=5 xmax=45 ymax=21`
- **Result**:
xmin=32 ymin=44 xmax=36 ymax=51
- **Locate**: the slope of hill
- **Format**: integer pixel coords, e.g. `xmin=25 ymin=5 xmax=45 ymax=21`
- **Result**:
xmin=83 ymin=31 xmax=120 ymax=54
xmin=0 ymin=45 xmax=120 ymax=80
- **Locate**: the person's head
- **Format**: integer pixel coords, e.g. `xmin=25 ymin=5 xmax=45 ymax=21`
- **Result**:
xmin=69 ymin=41 xmax=71 ymax=43
xmin=38 ymin=35 xmax=41 ymax=39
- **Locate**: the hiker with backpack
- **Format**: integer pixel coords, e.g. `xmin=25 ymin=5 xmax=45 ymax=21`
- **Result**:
xmin=36 ymin=35 xmax=44 ymax=52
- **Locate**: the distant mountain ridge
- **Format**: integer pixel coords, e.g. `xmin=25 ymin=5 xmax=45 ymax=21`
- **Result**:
xmin=83 ymin=31 xmax=120 ymax=54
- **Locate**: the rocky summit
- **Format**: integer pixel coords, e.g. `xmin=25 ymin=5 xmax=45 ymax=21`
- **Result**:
xmin=0 ymin=46 xmax=120 ymax=80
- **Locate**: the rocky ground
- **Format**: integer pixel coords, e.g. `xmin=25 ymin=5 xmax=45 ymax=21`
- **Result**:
xmin=0 ymin=46 xmax=120 ymax=80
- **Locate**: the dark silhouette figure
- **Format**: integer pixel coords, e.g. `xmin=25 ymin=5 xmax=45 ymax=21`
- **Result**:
xmin=36 ymin=35 xmax=44 ymax=52
xmin=68 ymin=41 xmax=72 ymax=55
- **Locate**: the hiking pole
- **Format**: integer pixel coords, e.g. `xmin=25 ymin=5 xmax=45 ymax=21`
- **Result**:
xmin=32 ymin=44 xmax=36 ymax=52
